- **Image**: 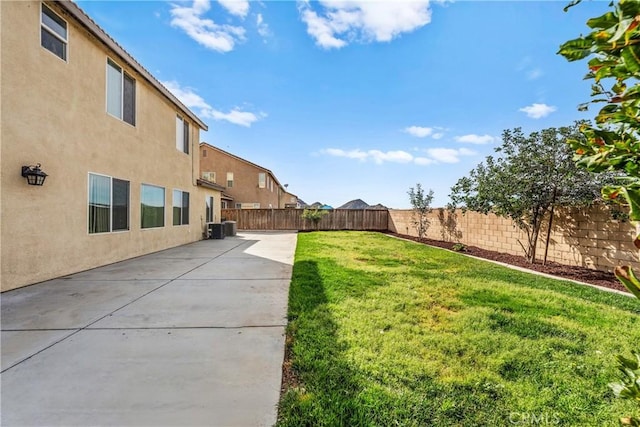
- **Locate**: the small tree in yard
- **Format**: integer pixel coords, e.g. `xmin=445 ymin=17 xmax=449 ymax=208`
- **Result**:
xmin=449 ymin=124 xmax=609 ymax=264
xmin=560 ymin=1 xmax=640 ymax=423
xmin=408 ymin=184 xmax=434 ymax=241
xmin=301 ymin=208 xmax=328 ymax=231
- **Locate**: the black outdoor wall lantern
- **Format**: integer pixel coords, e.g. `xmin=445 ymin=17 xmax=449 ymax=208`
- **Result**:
xmin=21 ymin=163 xmax=48 ymax=186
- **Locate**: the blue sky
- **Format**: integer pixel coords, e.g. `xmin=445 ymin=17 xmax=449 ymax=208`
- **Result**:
xmin=77 ymin=0 xmax=609 ymax=208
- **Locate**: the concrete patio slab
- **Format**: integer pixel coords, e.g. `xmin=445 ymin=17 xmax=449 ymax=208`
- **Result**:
xmin=1 ymin=279 xmax=166 ymax=330
xmin=1 ymin=330 xmax=76 ymax=371
xmin=92 ymin=279 xmax=290 ymax=329
xmin=142 ymin=238 xmax=246 ymax=259
xmin=1 ymin=327 xmax=285 ymax=427
xmin=1 ymin=231 xmax=298 ymax=427
xmin=65 ymin=257 xmax=211 ymax=281
xmin=181 ymin=257 xmax=292 ymax=281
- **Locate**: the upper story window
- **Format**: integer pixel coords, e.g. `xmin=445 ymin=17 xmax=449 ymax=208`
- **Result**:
xmin=227 ymin=172 xmax=234 ymax=188
xmin=176 ymin=116 xmax=190 ymax=154
xmin=41 ymin=3 xmax=67 ymax=61
xmin=258 ymin=173 xmax=266 ymax=189
xmin=202 ymin=171 xmax=216 ymax=183
xmin=106 ymin=59 xmax=136 ymax=126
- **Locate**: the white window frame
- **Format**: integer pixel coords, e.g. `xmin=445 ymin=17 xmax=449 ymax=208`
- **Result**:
xmin=205 ymin=196 xmax=214 ymax=223
xmin=41 ymin=3 xmax=68 ymax=61
xmin=258 ymin=173 xmax=266 ymax=189
xmin=227 ymin=172 xmax=234 ymax=188
xmin=106 ymin=58 xmax=136 ymax=126
xmin=235 ymin=203 xmax=242 ymax=209
xmin=141 ymin=183 xmax=165 ymax=229
xmin=87 ymin=172 xmax=130 ymax=234
xmin=202 ymin=171 xmax=216 ymax=183
xmin=173 ymin=189 xmax=190 ymax=226
xmin=176 ymin=115 xmax=190 ymax=154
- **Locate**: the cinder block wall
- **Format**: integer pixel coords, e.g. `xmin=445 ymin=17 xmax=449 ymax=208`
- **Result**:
xmin=388 ymin=205 xmax=640 ymax=273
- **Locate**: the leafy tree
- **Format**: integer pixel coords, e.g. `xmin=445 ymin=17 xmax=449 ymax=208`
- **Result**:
xmin=301 ymin=208 xmax=328 ymax=231
xmin=449 ymin=124 xmax=607 ymax=263
xmin=559 ymin=1 xmax=640 ymax=423
xmin=408 ymin=184 xmax=434 ymax=241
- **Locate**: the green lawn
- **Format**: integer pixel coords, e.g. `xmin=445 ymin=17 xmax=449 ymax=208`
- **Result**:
xmin=277 ymin=231 xmax=640 ymax=427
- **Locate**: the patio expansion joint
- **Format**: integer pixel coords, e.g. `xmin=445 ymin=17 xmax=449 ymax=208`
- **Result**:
xmin=84 ymin=325 xmax=288 ymax=330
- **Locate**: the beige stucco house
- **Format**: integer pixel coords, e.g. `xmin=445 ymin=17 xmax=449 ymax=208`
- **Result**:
xmin=1 ymin=1 xmax=221 ymax=291
xmin=199 ymin=143 xmax=295 ymax=209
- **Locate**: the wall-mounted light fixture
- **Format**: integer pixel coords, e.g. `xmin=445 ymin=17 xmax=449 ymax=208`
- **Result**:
xmin=21 ymin=163 xmax=48 ymax=186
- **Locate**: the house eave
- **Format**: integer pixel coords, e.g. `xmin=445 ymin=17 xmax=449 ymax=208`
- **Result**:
xmin=56 ymin=0 xmax=208 ymax=131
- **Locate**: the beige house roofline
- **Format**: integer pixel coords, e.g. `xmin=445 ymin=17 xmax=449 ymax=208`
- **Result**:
xmin=196 ymin=179 xmax=226 ymax=192
xmin=56 ymin=0 xmax=208 ymax=131
xmin=200 ymin=142 xmax=287 ymax=191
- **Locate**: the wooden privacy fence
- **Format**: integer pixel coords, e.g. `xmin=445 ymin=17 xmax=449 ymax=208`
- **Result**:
xmin=221 ymin=209 xmax=389 ymax=231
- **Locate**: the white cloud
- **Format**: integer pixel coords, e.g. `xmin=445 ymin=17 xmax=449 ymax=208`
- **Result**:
xmin=414 ymin=157 xmax=435 ymax=166
xmin=162 ymin=80 xmax=264 ymax=127
xmin=323 ymin=148 xmax=413 ymax=164
xmin=169 ymin=0 xmax=245 ymax=53
xmin=426 ymin=148 xmax=475 ymax=164
xmin=519 ymin=103 xmax=557 ymax=119
xmin=454 ymin=134 xmax=496 ymax=145
xmin=369 ymin=150 xmax=414 ymax=164
xmin=256 ymin=13 xmax=271 ymax=38
xmin=300 ymin=7 xmax=347 ymax=49
xmin=323 ymin=146 xmax=476 ymax=165
xmin=299 ymin=0 xmax=432 ymax=49
xmin=432 ymin=132 xmax=444 ymax=140
xmin=206 ymin=108 xmax=265 ymax=127
xmin=404 ymin=126 xmax=433 ymax=138
xmin=325 ymin=148 xmax=369 ymax=160
xmin=217 ymin=0 xmax=249 ymax=18
xmin=527 ymin=68 xmax=543 ymax=80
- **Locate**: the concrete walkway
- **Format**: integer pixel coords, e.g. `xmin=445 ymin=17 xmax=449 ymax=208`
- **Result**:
xmin=1 ymin=231 xmax=297 ymax=427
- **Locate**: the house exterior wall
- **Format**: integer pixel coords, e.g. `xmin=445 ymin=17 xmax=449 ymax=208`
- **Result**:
xmin=199 ymin=144 xmax=284 ymax=209
xmin=1 ymin=1 xmax=209 ymax=291
xmin=282 ymin=192 xmax=300 ymax=209
xmin=197 ymin=185 xmax=223 ymax=228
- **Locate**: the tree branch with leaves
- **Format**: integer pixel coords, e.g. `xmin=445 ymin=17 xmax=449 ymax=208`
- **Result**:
xmin=449 ymin=124 xmax=608 ymax=263
xmin=559 ymin=1 xmax=640 ymax=424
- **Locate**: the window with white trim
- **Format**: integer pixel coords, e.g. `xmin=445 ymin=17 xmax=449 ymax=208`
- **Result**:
xmin=41 ymin=3 xmax=67 ymax=60
xmin=107 ymin=59 xmax=136 ymax=126
xmin=227 ymin=172 xmax=234 ymax=188
xmin=202 ymin=171 xmax=216 ymax=183
xmin=258 ymin=173 xmax=266 ymax=188
xmin=235 ymin=203 xmax=242 ymax=209
xmin=141 ymin=184 xmax=164 ymax=228
xmin=88 ymin=173 xmax=129 ymax=234
xmin=205 ymin=196 xmax=214 ymax=223
xmin=176 ymin=116 xmax=190 ymax=154
xmin=173 ymin=190 xmax=190 ymax=226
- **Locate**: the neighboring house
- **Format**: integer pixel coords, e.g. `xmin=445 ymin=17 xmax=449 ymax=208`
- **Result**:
xmin=338 ymin=199 xmax=371 ymax=209
xmin=1 ymin=1 xmax=220 ymax=291
xmin=199 ymin=143 xmax=290 ymax=209
xmin=309 ymin=202 xmax=333 ymax=210
xmin=283 ymin=192 xmax=302 ymax=209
